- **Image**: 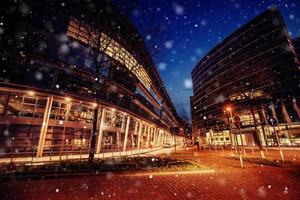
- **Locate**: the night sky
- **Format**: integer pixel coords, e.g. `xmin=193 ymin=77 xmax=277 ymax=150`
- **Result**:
xmin=115 ymin=0 xmax=300 ymax=121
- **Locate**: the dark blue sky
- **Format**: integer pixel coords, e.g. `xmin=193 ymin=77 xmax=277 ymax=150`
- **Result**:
xmin=115 ymin=0 xmax=300 ymax=120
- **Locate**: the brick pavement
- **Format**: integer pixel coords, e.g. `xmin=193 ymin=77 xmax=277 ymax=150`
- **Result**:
xmin=1 ymin=149 xmax=300 ymax=200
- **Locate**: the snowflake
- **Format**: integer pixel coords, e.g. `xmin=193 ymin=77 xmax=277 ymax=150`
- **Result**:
xmin=34 ymin=71 xmax=43 ymax=81
xmin=146 ymin=35 xmax=151 ymax=40
xmin=19 ymin=3 xmax=30 ymax=15
xmin=284 ymin=187 xmax=289 ymax=194
xmin=190 ymin=56 xmax=196 ymax=62
xmin=59 ymin=44 xmax=69 ymax=54
xmin=158 ymin=62 xmax=167 ymax=71
xmin=289 ymin=14 xmax=295 ymax=20
xmin=164 ymin=40 xmax=174 ymax=49
xmin=173 ymin=3 xmax=184 ymax=15
xmin=201 ymin=20 xmax=207 ymax=26
xmin=184 ymin=79 xmax=193 ymax=89
xmin=258 ymin=186 xmax=266 ymax=197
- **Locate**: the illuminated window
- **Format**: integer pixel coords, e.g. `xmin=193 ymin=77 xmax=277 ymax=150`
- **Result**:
xmin=115 ymin=114 xmax=123 ymax=128
xmin=67 ymin=17 xmax=151 ymax=90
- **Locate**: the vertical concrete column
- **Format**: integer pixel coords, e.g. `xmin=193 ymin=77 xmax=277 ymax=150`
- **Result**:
xmin=116 ymin=132 xmax=120 ymax=149
xmin=146 ymin=125 xmax=151 ymax=148
xmin=153 ymin=128 xmax=157 ymax=146
xmin=96 ymin=108 xmax=106 ymax=154
xmin=131 ymin=134 xmax=134 ymax=148
xmin=162 ymin=132 xmax=166 ymax=145
xmin=37 ymin=96 xmax=53 ymax=157
xmin=143 ymin=124 xmax=148 ymax=148
xmin=137 ymin=122 xmax=142 ymax=149
xmin=133 ymin=120 xmax=138 ymax=148
xmin=156 ymin=128 xmax=160 ymax=146
xmin=153 ymin=128 xmax=157 ymax=145
xmin=152 ymin=127 xmax=155 ymax=146
xmin=123 ymin=116 xmax=130 ymax=151
xmin=121 ymin=115 xmax=126 ymax=132
xmin=150 ymin=127 xmax=154 ymax=146
xmin=157 ymin=130 xmax=162 ymax=146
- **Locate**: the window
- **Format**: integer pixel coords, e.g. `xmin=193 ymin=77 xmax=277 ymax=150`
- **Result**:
xmin=115 ymin=114 xmax=123 ymax=128
xmin=67 ymin=17 xmax=151 ymax=90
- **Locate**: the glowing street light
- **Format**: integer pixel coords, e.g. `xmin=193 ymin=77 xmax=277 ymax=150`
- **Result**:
xmin=65 ymin=97 xmax=72 ymax=102
xmin=91 ymin=102 xmax=98 ymax=108
xmin=28 ymin=91 xmax=35 ymax=96
xmin=225 ymin=106 xmax=233 ymax=120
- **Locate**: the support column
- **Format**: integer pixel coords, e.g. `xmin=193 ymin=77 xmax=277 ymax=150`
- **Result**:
xmin=131 ymin=134 xmax=134 ymax=148
xmin=143 ymin=124 xmax=148 ymax=148
xmin=116 ymin=132 xmax=120 ymax=149
xmin=137 ymin=122 xmax=142 ymax=149
xmin=158 ymin=131 xmax=162 ymax=145
xmin=121 ymin=115 xmax=126 ymax=132
xmin=146 ymin=125 xmax=151 ymax=148
xmin=150 ymin=127 xmax=154 ymax=147
xmin=96 ymin=108 xmax=106 ymax=154
xmin=133 ymin=120 xmax=138 ymax=148
xmin=123 ymin=116 xmax=130 ymax=151
xmin=153 ymin=128 xmax=157 ymax=145
xmin=156 ymin=129 xmax=160 ymax=146
xmin=162 ymin=132 xmax=166 ymax=145
xmin=37 ymin=96 xmax=53 ymax=157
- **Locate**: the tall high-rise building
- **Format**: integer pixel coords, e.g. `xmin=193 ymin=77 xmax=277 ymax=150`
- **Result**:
xmin=191 ymin=7 xmax=300 ymax=146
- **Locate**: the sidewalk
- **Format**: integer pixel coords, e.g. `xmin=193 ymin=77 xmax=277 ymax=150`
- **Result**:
xmin=193 ymin=147 xmax=300 ymax=167
xmin=1 ymin=148 xmax=300 ymax=200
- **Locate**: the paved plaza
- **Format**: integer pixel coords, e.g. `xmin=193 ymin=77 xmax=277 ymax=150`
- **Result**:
xmin=1 ymin=148 xmax=300 ymax=200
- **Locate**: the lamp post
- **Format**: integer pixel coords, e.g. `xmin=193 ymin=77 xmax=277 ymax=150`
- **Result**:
xmin=225 ymin=107 xmax=235 ymax=152
xmin=269 ymin=117 xmax=284 ymax=162
xmin=225 ymin=106 xmax=244 ymax=168
xmin=203 ymin=116 xmax=212 ymax=151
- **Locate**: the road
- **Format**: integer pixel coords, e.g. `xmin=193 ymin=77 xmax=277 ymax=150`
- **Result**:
xmin=1 ymin=148 xmax=300 ymax=200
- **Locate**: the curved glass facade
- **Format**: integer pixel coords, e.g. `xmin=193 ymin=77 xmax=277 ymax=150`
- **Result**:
xmin=191 ymin=8 xmax=300 ymax=146
xmin=0 ymin=1 xmax=183 ymax=160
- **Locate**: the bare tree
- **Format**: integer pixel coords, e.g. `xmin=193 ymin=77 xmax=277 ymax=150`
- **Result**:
xmin=229 ymin=61 xmax=275 ymax=158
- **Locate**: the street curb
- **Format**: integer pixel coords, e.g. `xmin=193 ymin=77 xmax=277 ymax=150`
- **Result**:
xmin=122 ymin=169 xmax=216 ymax=176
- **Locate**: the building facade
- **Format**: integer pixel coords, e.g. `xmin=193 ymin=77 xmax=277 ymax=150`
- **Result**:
xmin=191 ymin=7 xmax=300 ymax=147
xmin=0 ymin=0 xmax=183 ymax=159
xmin=293 ymin=37 xmax=300 ymax=60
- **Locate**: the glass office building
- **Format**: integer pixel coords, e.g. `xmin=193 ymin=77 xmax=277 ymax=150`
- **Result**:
xmin=0 ymin=0 xmax=183 ymax=159
xmin=191 ymin=7 xmax=300 ymax=147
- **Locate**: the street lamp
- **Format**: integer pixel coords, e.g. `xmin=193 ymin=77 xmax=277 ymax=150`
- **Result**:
xmin=224 ymin=105 xmax=244 ymax=168
xmin=226 ymin=106 xmax=233 ymax=121
xmin=28 ymin=91 xmax=35 ymax=96
xmin=203 ymin=116 xmax=212 ymax=150
xmin=224 ymin=106 xmax=234 ymax=147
